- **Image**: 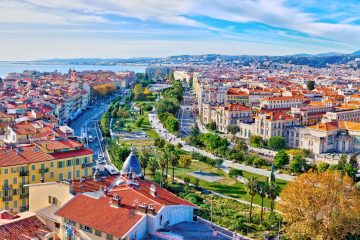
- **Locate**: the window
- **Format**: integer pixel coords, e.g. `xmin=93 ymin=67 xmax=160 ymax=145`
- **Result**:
xmin=75 ymin=158 xmax=81 ymax=165
xmin=13 ymin=189 xmax=17 ymax=196
xmin=84 ymin=157 xmax=88 ymax=163
xmin=31 ymin=175 xmax=36 ymax=182
xmin=95 ymin=230 xmax=102 ymax=237
xmin=81 ymin=225 xmax=92 ymax=233
xmin=32 ymin=165 xmax=35 ymax=171
xmin=50 ymin=172 xmax=54 ymax=178
xmin=106 ymin=234 xmax=113 ymax=240
xmin=55 ymin=222 xmax=60 ymax=228
xmin=13 ymin=178 xmax=17 ymax=184
xmin=76 ymin=170 xmax=80 ymax=178
xmin=11 ymin=168 xmax=17 ymax=173
xmin=13 ymin=200 xmax=17 ymax=208
xmin=4 ymin=169 xmax=8 ymax=174
xmin=57 ymin=161 xmax=64 ymax=168
xmin=67 ymin=172 xmax=72 ymax=179
xmin=50 ymin=162 xmax=54 ymax=168
xmin=67 ymin=160 xmax=72 ymax=167
xmin=65 ymin=218 xmax=76 ymax=226
xmin=58 ymin=173 xmax=63 ymax=181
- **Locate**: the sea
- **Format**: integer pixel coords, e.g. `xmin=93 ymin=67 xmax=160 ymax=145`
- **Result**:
xmin=0 ymin=62 xmax=147 ymax=78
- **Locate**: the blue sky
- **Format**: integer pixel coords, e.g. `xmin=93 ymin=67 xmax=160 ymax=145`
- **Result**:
xmin=1 ymin=0 xmax=360 ymax=60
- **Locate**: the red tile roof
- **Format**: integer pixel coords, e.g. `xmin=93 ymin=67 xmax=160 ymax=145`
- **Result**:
xmin=50 ymin=148 xmax=93 ymax=159
xmin=0 ymin=215 xmax=52 ymax=240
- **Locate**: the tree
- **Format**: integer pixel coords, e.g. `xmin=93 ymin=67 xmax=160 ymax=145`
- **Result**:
xmin=234 ymin=141 xmax=248 ymax=152
xmin=214 ymin=158 xmax=223 ymax=169
xmin=179 ymin=155 xmax=192 ymax=168
xmin=138 ymin=147 xmax=151 ymax=176
xmin=268 ymin=136 xmax=286 ymax=150
xmin=206 ymin=122 xmax=217 ymax=131
xmin=317 ymin=162 xmax=330 ymax=173
xmin=278 ymin=171 xmax=360 ymax=240
xmin=306 ymin=80 xmax=315 ymax=90
xmin=273 ymin=150 xmax=290 ymax=168
xmin=148 ymin=157 xmax=159 ymax=177
xmin=154 ymin=137 xmax=165 ymax=149
xmin=350 ymin=154 xmax=358 ymax=169
xmin=227 ymin=124 xmax=240 ymax=141
xmin=267 ymin=181 xmax=279 ymax=212
xmin=257 ymin=181 xmax=268 ymax=221
xmin=229 ymin=169 xmax=243 ymax=183
xmin=245 ymin=176 xmax=258 ymax=223
xmin=169 ymin=149 xmax=180 ymax=183
xmin=133 ymin=84 xmax=144 ymax=99
xmin=134 ymin=116 xmax=145 ymax=128
xmin=289 ymin=154 xmax=306 ymax=173
xmin=249 ymin=135 xmax=263 ymax=148
xmin=253 ymin=156 xmax=267 ymax=168
xmin=159 ymin=150 xmax=168 ymax=181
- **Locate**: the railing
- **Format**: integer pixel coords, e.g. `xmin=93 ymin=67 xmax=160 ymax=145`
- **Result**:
xmin=2 ymin=196 xmax=12 ymax=202
xmin=19 ymin=170 xmax=29 ymax=176
xmin=2 ymin=184 xmax=12 ymax=190
xmin=38 ymin=168 xmax=49 ymax=174
xmin=20 ymin=192 xmax=29 ymax=199
xmin=82 ymin=162 xmax=95 ymax=168
xmin=20 ymin=206 xmax=29 ymax=212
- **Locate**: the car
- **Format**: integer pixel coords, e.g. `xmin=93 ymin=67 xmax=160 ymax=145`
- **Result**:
xmin=98 ymin=161 xmax=106 ymax=165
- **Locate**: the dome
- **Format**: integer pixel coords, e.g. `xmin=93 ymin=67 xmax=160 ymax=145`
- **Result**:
xmin=121 ymin=148 xmax=142 ymax=177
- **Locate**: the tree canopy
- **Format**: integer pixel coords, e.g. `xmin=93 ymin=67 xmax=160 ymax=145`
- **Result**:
xmin=268 ymin=136 xmax=286 ymax=150
xmin=278 ymin=171 xmax=360 ymax=240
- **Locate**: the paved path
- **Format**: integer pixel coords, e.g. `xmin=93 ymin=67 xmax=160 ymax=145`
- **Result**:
xmin=149 ymin=110 xmax=294 ymax=182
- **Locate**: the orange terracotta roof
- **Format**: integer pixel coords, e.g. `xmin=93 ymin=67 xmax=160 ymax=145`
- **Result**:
xmin=308 ymin=121 xmax=360 ymax=132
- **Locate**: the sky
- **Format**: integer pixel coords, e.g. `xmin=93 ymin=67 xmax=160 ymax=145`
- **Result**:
xmin=1 ymin=0 xmax=360 ymax=60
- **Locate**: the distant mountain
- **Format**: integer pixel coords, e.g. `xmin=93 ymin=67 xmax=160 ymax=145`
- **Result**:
xmin=352 ymin=50 xmax=360 ymax=56
xmin=315 ymin=52 xmax=345 ymax=57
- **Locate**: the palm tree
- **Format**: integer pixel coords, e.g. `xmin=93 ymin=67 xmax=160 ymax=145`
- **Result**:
xmin=159 ymin=150 xmax=168 ymax=180
xmin=138 ymin=147 xmax=151 ymax=176
xmin=267 ymin=181 xmax=279 ymax=211
xmin=169 ymin=151 xmax=180 ymax=183
xmin=257 ymin=181 xmax=268 ymax=221
xmin=245 ymin=176 xmax=258 ymax=223
xmin=164 ymin=144 xmax=175 ymax=177
xmin=148 ymin=157 xmax=159 ymax=177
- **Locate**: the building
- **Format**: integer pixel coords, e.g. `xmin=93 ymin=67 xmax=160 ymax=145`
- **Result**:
xmin=260 ymin=96 xmax=308 ymax=109
xmin=322 ymin=109 xmax=360 ymax=123
xmin=202 ymin=104 xmax=252 ymax=133
xmin=0 ymin=140 xmax=93 ymax=212
xmin=26 ymin=150 xmax=197 ymax=240
xmin=299 ymin=121 xmax=360 ymax=154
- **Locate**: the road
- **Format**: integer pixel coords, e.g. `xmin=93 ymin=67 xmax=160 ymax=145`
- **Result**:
xmin=149 ymin=109 xmax=294 ymax=181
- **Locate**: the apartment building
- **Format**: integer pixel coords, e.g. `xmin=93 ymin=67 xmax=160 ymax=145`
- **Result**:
xmin=322 ymin=109 xmax=360 ymax=123
xmin=226 ymin=88 xmax=249 ymax=105
xmin=260 ymin=96 xmax=309 ymax=109
xmin=24 ymin=151 xmax=196 ymax=240
xmin=202 ymin=103 xmax=252 ymax=133
xmin=299 ymin=121 xmax=360 ymax=154
xmin=291 ymin=104 xmax=334 ymax=126
xmin=0 ymin=140 xmax=93 ymax=212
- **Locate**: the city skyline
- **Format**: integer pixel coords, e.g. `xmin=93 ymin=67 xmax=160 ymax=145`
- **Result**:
xmin=1 ymin=0 xmax=360 ymax=60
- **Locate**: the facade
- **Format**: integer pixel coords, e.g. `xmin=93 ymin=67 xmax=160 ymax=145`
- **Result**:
xmin=322 ymin=109 xmax=360 ymax=123
xmin=299 ymin=121 xmax=360 ymax=154
xmin=0 ymin=140 xmax=93 ymax=212
xmin=260 ymin=96 xmax=308 ymax=109
xmin=25 ymin=151 xmax=196 ymax=240
xmin=202 ymin=104 xmax=252 ymax=133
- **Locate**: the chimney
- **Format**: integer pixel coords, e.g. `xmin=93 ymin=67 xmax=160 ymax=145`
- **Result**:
xmin=150 ymin=184 xmax=157 ymax=197
xmin=110 ymin=194 xmax=122 ymax=208
xmin=102 ymin=186 xmax=108 ymax=196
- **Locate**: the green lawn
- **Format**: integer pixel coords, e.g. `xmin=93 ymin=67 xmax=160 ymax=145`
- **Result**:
xmin=171 ymin=160 xmax=287 ymax=208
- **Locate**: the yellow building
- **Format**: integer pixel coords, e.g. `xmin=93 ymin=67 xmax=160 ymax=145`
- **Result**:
xmin=0 ymin=139 xmax=93 ymax=212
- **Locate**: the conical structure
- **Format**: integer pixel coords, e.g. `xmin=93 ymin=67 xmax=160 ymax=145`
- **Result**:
xmin=121 ymin=148 xmax=142 ymax=177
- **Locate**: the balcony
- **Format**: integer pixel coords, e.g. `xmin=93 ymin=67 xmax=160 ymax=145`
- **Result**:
xmin=19 ymin=170 xmax=29 ymax=177
xmin=2 ymin=184 xmax=12 ymax=190
xmin=38 ymin=168 xmax=49 ymax=174
xmin=20 ymin=192 xmax=29 ymax=199
xmin=2 ymin=196 xmax=12 ymax=202
xmin=20 ymin=206 xmax=29 ymax=212
xmin=82 ymin=162 xmax=95 ymax=168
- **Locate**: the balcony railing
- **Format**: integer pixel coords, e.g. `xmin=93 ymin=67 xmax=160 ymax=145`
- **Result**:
xmin=2 ymin=196 xmax=12 ymax=202
xmin=19 ymin=170 xmax=29 ymax=177
xmin=20 ymin=206 xmax=29 ymax=212
xmin=20 ymin=192 xmax=29 ymax=199
xmin=2 ymin=184 xmax=12 ymax=190
xmin=38 ymin=168 xmax=49 ymax=174
xmin=82 ymin=162 xmax=95 ymax=168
